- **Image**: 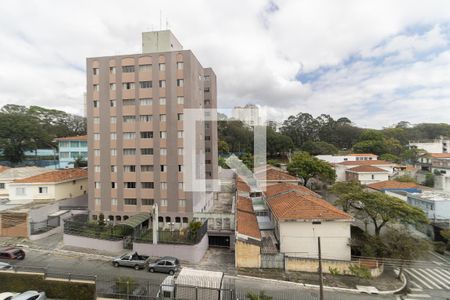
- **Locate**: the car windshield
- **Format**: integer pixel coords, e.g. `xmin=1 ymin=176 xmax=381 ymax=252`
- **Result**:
xmin=13 ymin=250 xmax=22 ymax=256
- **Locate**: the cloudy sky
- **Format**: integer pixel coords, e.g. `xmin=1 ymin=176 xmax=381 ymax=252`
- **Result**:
xmin=1 ymin=0 xmax=450 ymax=128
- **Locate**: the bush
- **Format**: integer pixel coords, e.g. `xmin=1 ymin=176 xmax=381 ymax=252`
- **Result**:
xmin=348 ymin=264 xmax=372 ymax=279
xmin=328 ymin=266 xmax=340 ymax=276
xmin=433 ymin=241 xmax=446 ymax=254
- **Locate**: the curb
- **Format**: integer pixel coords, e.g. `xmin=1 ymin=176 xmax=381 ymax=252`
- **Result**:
xmin=235 ymin=273 xmax=406 ymax=295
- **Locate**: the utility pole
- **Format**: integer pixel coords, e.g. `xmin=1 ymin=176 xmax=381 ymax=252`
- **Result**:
xmin=318 ymin=237 xmax=324 ymax=300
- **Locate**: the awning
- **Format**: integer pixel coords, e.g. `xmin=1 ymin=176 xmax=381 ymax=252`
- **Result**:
xmin=117 ymin=212 xmax=150 ymax=229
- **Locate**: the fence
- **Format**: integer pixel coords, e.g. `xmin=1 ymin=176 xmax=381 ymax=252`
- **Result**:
xmin=30 ymin=216 xmax=60 ymax=235
xmin=135 ymin=221 xmax=208 ymax=245
xmin=0 ymin=265 xmax=96 ymax=283
xmin=64 ymin=218 xmax=127 ymax=241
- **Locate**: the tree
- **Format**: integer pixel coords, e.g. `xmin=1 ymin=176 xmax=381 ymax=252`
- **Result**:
xmin=218 ymin=140 xmax=230 ymax=154
xmin=280 ymin=113 xmax=319 ymax=147
xmin=300 ymin=141 xmax=338 ymax=156
xmin=394 ymin=175 xmax=416 ymax=183
xmin=73 ymin=156 xmax=87 ymax=168
xmin=336 ymin=192 xmax=428 ymax=236
xmin=424 ymin=173 xmax=435 ymax=187
xmin=379 ymin=153 xmax=400 ymax=163
xmin=267 ymin=127 xmax=293 ymax=157
xmin=383 ymin=228 xmax=430 ymax=279
xmin=246 ymin=291 xmax=272 ymax=300
xmin=287 ymin=151 xmax=336 ymax=187
xmin=329 ymin=181 xmax=363 ymax=211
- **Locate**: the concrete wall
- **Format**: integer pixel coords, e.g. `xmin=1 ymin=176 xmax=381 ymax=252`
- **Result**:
xmin=0 ymin=213 xmax=28 ymax=237
xmin=63 ymin=234 xmax=124 ymax=253
xmin=279 ymin=221 xmax=351 ymax=261
xmin=133 ymin=234 xmax=208 ymax=263
xmin=235 ymin=240 xmax=261 ymax=268
xmin=29 ymin=226 xmax=62 ymax=241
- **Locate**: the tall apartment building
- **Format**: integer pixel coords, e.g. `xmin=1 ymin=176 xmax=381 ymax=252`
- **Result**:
xmin=86 ymin=30 xmax=217 ymax=226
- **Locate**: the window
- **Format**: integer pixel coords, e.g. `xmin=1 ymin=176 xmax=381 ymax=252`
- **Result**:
xmin=177 ymin=62 xmax=184 ymax=70
xmin=160 ymin=199 xmax=168 ymax=206
xmin=93 ymin=84 xmax=99 ymax=91
xmin=111 ymin=198 xmax=118 ymax=206
xmin=160 ymin=182 xmax=167 ymax=190
xmin=110 ymin=133 xmax=117 ymax=140
xmin=183 ymin=217 xmax=188 ymax=223
xmin=139 ymin=64 xmax=152 ymax=72
xmin=175 ymin=217 xmax=181 ymax=223
xmin=110 ymin=83 xmax=116 ymax=91
xmin=159 ymin=98 xmax=166 ymax=105
xmin=159 ymin=63 xmax=165 ymax=71
xmin=60 ymin=152 xmax=70 ymax=159
xmin=205 ymin=136 xmax=211 ymax=141
xmin=160 ymin=148 xmax=167 ymax=155
xmin=205 ymin=160 xmax=211 ymax=164
xmin=159 ymin=80 xmax=166 ymax=88
xmin=94 ymin=133 xmax=100 ymax=141
xmin=140 ymin=115 xmax=152 ymax=122
xmin=125 ymin=198 xmax=137 ymax=205
xmin=177 ymin=113 xmax=183 ymax=121
xmin=16 ymin=188 xmax=26 ymax=196
xmin=178 ymin=148 xmax=184 ymax=155
xmin=123 ymin=116 xmax=136 ymax=123
xmin=160 ymin=165 xmax=167 ymax=172
xmin=178 ymin=165 xmax=183 ymax=172
xmin=178 ymin=182 xmax=184 ymax=190
xmin=123 ymin=99 xmax=136 ymax=106
xmin=141 ymin=182 xmax=154 ymax=189
xmin=37 ymin=186 xmax=48 ymax=194
xmin=123 ymin=132 xmax=136 ymax=140
xmin=110 ymin=67 xmax=116 ymax=74
xmin=371 ymin=175 xmax=375 ymax=180
xmin=124 ymin=165 xmax=136 ymax=172
xmin=205 ymin=147 xmax=211 ymax=153
xmin=111 ymin=148 xmax=117 ymax=156
xmin=94 ymin=165 xmax=100 ymax=172
xmin=140 ymin=98 xmax=152 ymax=106
xmin=93 ymin=100 xmax=99 ymax=108
xmin=95 ymin=198 xmax=101 ymax=206
xmin=160 ymin=114 xmax=166 ymax=122
xmin=140 ymin=131 xmax=153 ymax=139
xmin=124 ymin=182 xmax=136 ymax=189
xmin=166 ymin=216 xmax=171 ymax=222
xmin=160 ymin=131 xmax=167 ymax=139
xmin=141 ymin=148 xmax=153 ymax=155
xmin=95 ymin=182 xmax=100 ymax=189
xmin=177 ymin=97 xmax=184 ymax=104
xmin=178 ymin=200 xmax=186 ymax=207
xmin=93 ymin=117 xmax=100 ymax=124
xmin=122 ymin=65 xmax=135 ymax=73
xmin=122 ymin=82 xmax=135 ymax=90
xmin=93 ymin=68 xmax=99 ymax=75
xmin=94 ymin=149 xmax=100 ymax=156
xmin=204 ymin=99 xmax=210 ymax=105
xmin=111 ymin=182 xmax=117 ymax=189
xmin=204 ymin=87 xmax=210 ymax=92
xmin=142 ymin=199 xmax=154 ymax=205
xmin=140 ymin=81 xmax=152 ymax=88
xmin=177 ymin=131 xmax=184 ymax=138
xmin=111 ymin=165 xmax=117 ymax=172
xmin=111 ymin=116 xmax=117 ymax=124
xmin=110 ymin=100 xmax=116 ymax=107
xmin=123 ymin=148 xmax=136 ymax=155
xmin=141 ymin=165 xmax=153 ymax=172
xmin=177 ymin=79 xmax=184 ymax=87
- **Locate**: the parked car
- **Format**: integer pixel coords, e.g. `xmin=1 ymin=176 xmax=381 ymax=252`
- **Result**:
xmin=0 ymin=262 xmax=13 ymax=270
xmin=148 ymin=256 xmax=180 ymax=275
xmin=11 ymin=291 xmax=46 ymax=300
xmin=112 ymin=252 xmax=151 ymax=270
xmin=0 ymin=292 xmax=18 ymax=300
xmin=0 ymin=248 xmax=25 ymax=260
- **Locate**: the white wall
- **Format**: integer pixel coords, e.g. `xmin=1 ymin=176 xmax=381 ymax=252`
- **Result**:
xmin=356 ymin=172 xmax=389 ymax=185
xmin=410 ymin=141 xmax=445 ymax=153
xmin=279 ymin=221 xmax=351 ymax=261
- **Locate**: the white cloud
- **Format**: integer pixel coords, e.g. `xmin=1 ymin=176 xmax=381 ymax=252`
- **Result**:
xmin=0 ymin=0 xmax=449 ymax=128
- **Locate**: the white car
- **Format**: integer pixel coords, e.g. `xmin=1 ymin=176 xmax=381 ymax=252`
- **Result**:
xmin=11 ymin=291 xmax=46 ymax=300
xmin=0 ymin=293 xmax=19 ymax=300
xmin=0 ymin=262 xmax=12 ymax=270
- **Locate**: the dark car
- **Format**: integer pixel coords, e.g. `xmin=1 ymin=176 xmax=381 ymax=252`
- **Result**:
xmin=0 ymin=248 xmax=25 ymax=260
xmin=148 ymin=257 xmax=180 ymax=275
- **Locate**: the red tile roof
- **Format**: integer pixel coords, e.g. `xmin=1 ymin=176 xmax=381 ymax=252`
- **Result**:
xmin=236 ymin=179 xmax=251 ymax=193
xmin=367 ymin=180 xmax=420 ymax=191
xmin=268 ymin=191 xmax=352 ymax=221
xmin=264 ymin=182 xmax=321 ymax=198
xmin=429 ymin=153 xmax=450 ymax=159
xmin=236 ymin=196 xmax=261 ymax=240
xmin=337 ymin=160 xmax=394 ymax=166
xmin=13 ymin=168 xmax=87 ymax=184
xmin=346 ymin=165 xmax=389 ymax=173
xmin=255 ymin=168 xmax=299 ymax=182
xmin=55 ymin=135 xmax=87 ymax=141
xmin=0 ymin=166 xmax=10 ymax=174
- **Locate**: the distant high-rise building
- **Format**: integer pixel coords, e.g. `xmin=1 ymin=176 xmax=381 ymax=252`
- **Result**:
xmin=86 ymin=30 xmax=218 ymax=226
xmin=232 ymin=104 xmax=262 ymax=126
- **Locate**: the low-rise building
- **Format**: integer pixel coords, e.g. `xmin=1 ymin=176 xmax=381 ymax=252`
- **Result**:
xmin=0 ymin=167 xmax=51 ymax=200
xmin=407 ymin=191 xmax=450 ymax=221
xmin=345 ymin=165 xmax=390 ymax=185
xmin=409 ymin=137 xmax=450 ymax=154
xmin=317 ymin=153 xmax=378 ymax=164
xmin=55 ymin=135 xmax=88 ymax=168
xmin=335 ymin=160 xmax=400 ymax=182
xmin=367 ymin=180 xmax=424 ymax=193
xmin=254 ymin=165 xmax=301 ymax=187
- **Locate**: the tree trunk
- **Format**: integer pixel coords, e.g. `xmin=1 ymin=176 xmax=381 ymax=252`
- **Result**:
xmin=374 ymin=226 xmax=381 ymax=236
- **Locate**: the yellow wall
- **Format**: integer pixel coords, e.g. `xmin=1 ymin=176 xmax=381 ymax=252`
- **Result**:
xmin=54 ymin=178 xmax=88 ymax=200
xmin=235 ymin=240 xmax=261 ymax=268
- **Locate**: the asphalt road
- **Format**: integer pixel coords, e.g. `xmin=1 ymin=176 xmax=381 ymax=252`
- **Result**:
xmin=0 ymin=247 xmax=400 ymax=300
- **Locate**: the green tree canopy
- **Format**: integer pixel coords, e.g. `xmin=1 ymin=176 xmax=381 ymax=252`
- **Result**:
xmin=287 ymin=151 xmax=336 ymax=187
xmin=300 ymin=141 xmax=338 ymax=156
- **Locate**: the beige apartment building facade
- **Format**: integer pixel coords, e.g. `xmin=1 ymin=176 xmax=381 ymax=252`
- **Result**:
xmin=86 ymin=30 xmax=218 ymax=226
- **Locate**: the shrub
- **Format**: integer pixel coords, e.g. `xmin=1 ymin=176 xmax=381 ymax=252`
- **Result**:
xmin=348 ymin=264 xmax=372 ymax=279
xmin=328 ymin=266 xmax=340 ymax=276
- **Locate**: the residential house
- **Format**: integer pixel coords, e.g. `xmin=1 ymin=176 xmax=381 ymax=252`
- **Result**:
xmin=335 ymin=160 xmax=400 ymax=182
xmin=345 ymin=165 xmax=390 ymax=185
xmin=367 ymin=180 xmax=424 ymax=193
xmin=0 ymin=167 xmax=51 ymax=200
xmin=409 ymin=137 xmax=450 ymax=153
xmin=317 ymin=153 xmax=378 ymax=164
xmin=407 ymin=191 xmax=450 ymax=221
xmin=254 ymin=165 xmax=301 ymax=187
xmin=55 ymin=135 xmax=88 ymax=168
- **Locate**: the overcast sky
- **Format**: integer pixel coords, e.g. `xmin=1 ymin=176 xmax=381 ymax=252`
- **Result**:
xmin=1 ymin=0 xmax=450 ymax=128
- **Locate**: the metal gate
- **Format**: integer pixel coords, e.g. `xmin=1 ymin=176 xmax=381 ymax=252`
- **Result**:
xmin=261 ymin=253 xmax=285 ymax=269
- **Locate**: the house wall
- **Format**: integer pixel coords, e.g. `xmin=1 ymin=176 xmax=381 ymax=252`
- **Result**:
xmin=235 ymin=240 xmax=261 ymax=268
xmin=279 ymin=221 xmax=351 ymax=261
xmin=353 ymin=172 xmax=389 ymax=185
